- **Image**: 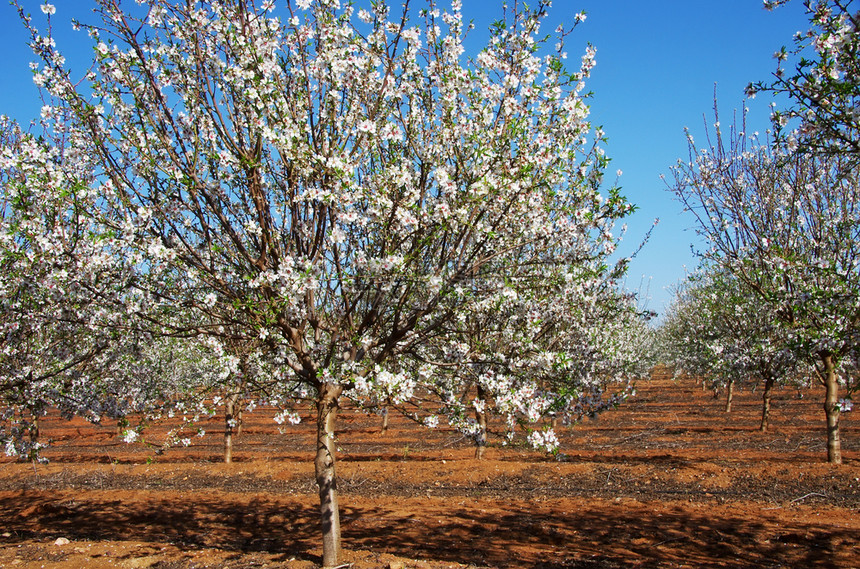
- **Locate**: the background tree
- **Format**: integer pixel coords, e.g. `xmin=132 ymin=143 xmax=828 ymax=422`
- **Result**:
xmin=1 ymin=115 xmax=247 ymax=461
xmin=658 ymin=266 xmax=803 ymax=429
xmin=0 ymin=114 xmax=131 ymax=459
xmin=669 ymin=109 xmax=860 ymax=463
xmin=752 ymin=0 xmax=860 ymax=160
xmin=391 ymin=269 xmax=647 ymax=459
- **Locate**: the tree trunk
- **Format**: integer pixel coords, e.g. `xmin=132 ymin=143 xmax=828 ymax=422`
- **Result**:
xmin=380 ymin=398 xmax=390 ymax=433
xmin=224 ymin=392 xmax=241 ymax=464
xmin=235 ymin=408 xmax=244 ymax=436
xmin=760 ymin=376 xmax=775 ymax=432
xmin=821 ymin=353 xmax=842 ymax=464
xmin=474 ymin=409 xmax=487 ymax=460
xmin=474 ymin=386 xmax=487 ymax=460
xmin=724 ymin=379 xmax=734 ymax=413
xmin=30 ymin=415 xmax=40 ymax=443
xmin=235 ymin=359 xmax=247 ymax=436
xmin=316 ymin=382 xmax=343 ymax=567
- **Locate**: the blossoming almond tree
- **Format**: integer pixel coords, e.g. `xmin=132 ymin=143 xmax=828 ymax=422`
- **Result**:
xmin=17 ymin=0 xmax=636 ymax=563
xmin=0 ymin=114 xmax=130 ymax=459
xmin=1 ymin=114 xmax=223 ymax=457
xmin=752 ymin=0 xmax=860 ymax=160
xmin=1 ymin=114 xmax=261 ymax=460
xmin=659 ymin=266 xmax=803 ymax=429
xmin=669 ymin=111 xmax=860 ymax=463
xmin=344 ymin=199 xmax=652 ymax=458
xmin=393 ymin=266 xmax=642 ymax=459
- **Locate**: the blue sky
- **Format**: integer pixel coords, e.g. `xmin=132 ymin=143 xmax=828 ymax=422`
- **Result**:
xmin=0 ymin=1 xmax=812 ymax=318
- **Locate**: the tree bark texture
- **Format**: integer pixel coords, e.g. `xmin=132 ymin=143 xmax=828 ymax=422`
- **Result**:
xmin=235 ymin=407 xmax=244 ymax=436
xmin=760 ymin=376 xmax=775 ymax=432
xmin=224 ymin=392 xmax=241 ymax=464
xmin=724 ymin=379 xmax=734 ymax=413
xmin=316 ymin=382 xmax=343 ymax=566
xmin=474 ymin=386 xmax=487 ymax=460
xmin=821 ymin=353 xmax=842 ymax=464
xmin=30 ymin=416 xmax=40 ymax=443
xmin=380 ymin=401 xmax=390 ymax=433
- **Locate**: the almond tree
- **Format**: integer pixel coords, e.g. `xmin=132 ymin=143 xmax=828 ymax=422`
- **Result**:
xmin=660 ymin=273 xmax=747 ymax=409
xmin=1 ymin=118 xmax=280 ymax=465
xmin=752 ymin=0 xmax=860 ymax=160
xmin=669 ymin=111 xmax=860 ymax=463
xmin=16 ymin=0 xmax=636 ymax=563
xmin=347 ymin=227 xmax=654 ymax=459
xmin=659 ymin=266 xmax=803 ymax=429
xmin=390 ymin=269 xmax=644 ymax=459
xmin=0 ymin=115 xmax=219 ymax=455
xmin=0 ymin=114 xmax=128 ymax=459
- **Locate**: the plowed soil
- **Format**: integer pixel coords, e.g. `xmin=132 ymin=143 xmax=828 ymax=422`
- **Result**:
xmin=1 ymin=369 xmax=858 ymax=568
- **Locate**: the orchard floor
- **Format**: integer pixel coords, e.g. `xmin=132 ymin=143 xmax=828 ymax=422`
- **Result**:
xmin=1 ymin=371 xmax=858 ymax=569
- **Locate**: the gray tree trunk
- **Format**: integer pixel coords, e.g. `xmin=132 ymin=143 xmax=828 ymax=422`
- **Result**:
xmin=316 ymin=382 xmax=343 ymax=567
xmin=380 ymin=399 xmax=390 ymax=433
xmin=474 ymin=386 xmax=487 ymax=460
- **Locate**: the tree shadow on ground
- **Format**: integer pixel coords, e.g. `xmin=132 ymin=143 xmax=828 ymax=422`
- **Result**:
xmin=341 ymin=500 xmax=853 ymax=568
xmin=1 ymin=490 xmax=856 ymax=568
xmin=0 ymin=491 xmax=322 ymax=564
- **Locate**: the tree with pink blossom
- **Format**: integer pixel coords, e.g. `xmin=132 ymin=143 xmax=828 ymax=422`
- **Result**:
xmin=669 ymin=108 xmax=859 ymax=463
xmin=13 ymin=0 xmax=641 ymax=563
xmin=752 ymin=0 xmax=860 ymax=160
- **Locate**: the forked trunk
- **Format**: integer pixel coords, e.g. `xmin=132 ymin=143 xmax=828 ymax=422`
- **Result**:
xmin=821 ymin=353 xmax=842 ymax=464
xmin=316 ymin=382 xmax=343 ymax=567
xmin=724 ymin=379 xmax=734 ymax=413
xmin=760 ymin=376 xmax=775 ymax=432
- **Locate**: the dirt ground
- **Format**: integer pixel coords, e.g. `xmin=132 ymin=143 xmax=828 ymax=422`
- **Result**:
xmin=0 ymin=369 xmax=858 ymax=568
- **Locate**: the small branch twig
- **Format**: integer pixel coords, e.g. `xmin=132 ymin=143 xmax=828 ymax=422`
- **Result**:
xmin=649 ymin=535 xmax=686 ymax=548
xmin=790 ymin=492 xmax=827 ymax=504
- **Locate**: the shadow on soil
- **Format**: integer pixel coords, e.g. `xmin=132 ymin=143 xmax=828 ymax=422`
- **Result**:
xmin=343 ymin=503 xmax=853 ymax=569
xmin=1 ymin=491 xmax=854 ymax=568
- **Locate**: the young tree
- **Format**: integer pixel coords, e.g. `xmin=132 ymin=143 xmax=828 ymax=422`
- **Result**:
xmin=669 ymin=109 xmax=860 ymax=463
xmin=17 ymin=0 xmax=636 ymax=563
xmin=659 ymin=266 xmax=802 ymax=428
xmin=0 ymin=114 xmax=130 ymax=459
xmin=396 ymin=272 xmax=645 ymax=459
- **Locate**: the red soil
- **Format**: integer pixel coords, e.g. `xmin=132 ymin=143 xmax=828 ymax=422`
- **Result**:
xmin=0 ymin=369 xmax=858 ymax=568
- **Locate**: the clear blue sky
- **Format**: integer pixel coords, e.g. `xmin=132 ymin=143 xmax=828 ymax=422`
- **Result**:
xmin=0 ymin=1 xmax=811 ymax=318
